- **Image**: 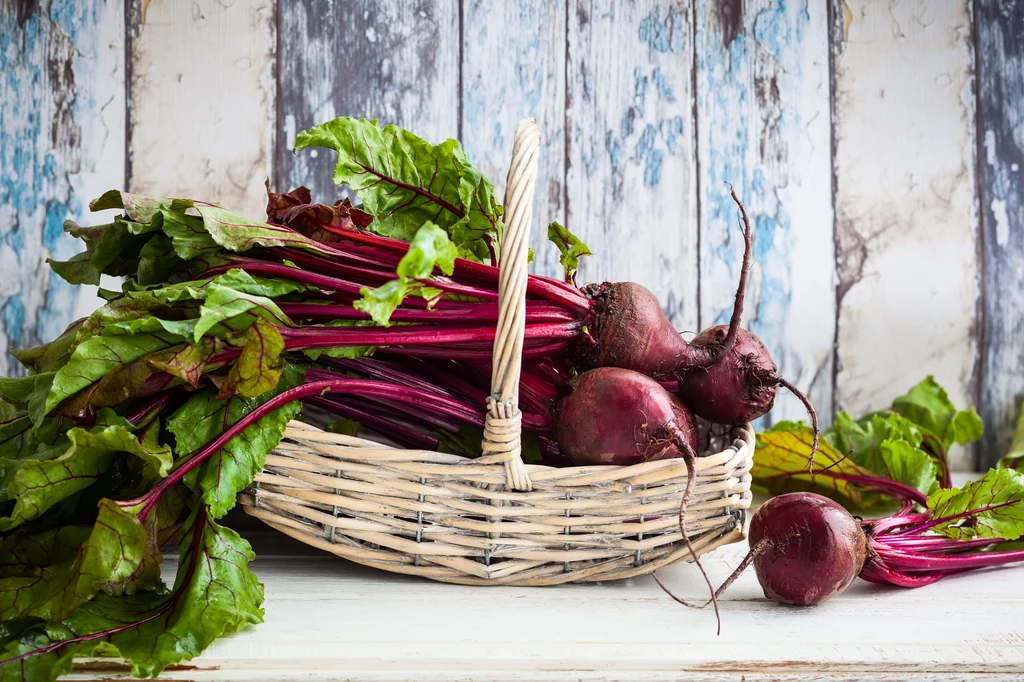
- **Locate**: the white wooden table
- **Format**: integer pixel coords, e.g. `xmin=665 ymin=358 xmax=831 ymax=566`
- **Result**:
xmin=68 ymin=486 xmax=1024 ymax=681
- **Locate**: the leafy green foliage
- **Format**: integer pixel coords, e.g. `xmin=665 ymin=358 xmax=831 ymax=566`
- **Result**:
xmin=753 ymin=423 xmax=882 ymax=508
xmin=217 ymin=318 xmax=286 ymax=399
xmin=758 ymin=377 xmax=983 ymax=510
xmin=546 ymin=222 xmax=591 ymax=283
xmin=0 ymin=415 xmax=172 ymax=531
xmin=294 ymin=117 xmax=502 ymax=260
xmin=0 ymin=116 xmax=530 ymax=680
xmin=927 ymin=468 xmax=1024 ymax=540
xmin=355 ymin=222 xmax=457 ymax=325
xmin=0 ymin=500 xmax=159 ymax=622
xmin=0 ymin=510 xmax=263 ymax=681
xmin=891 ymin=376 xmax=984 ymax=450
xmin=168 ymin=364 xmax=304 ymax=518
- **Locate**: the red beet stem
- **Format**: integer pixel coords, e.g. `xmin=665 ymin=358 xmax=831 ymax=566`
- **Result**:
xmin=277 ymin=321 xmax=579 ymax=350
xmin=276 ymin=301 xmax=576 ymax=324
xmin=301 ymin=220 xmax=592 ymax=315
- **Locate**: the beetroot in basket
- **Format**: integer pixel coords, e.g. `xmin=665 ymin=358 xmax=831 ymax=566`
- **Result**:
xmin=0 ymin=117 xmax=759 ymax=676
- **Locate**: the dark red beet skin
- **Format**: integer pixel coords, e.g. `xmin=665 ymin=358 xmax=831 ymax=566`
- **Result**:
xmin=576 ymin=282 xmax=689 ymax=377
xmin=676 ymin=324 xmax=778 ymax=424
xmin=556 ymin=367 xmax=699 ymax=466
xmin=749 ymin=493 xmax=868 ymax=606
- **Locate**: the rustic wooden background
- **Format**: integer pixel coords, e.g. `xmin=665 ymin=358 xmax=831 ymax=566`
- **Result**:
xmin=0 ymin=0 xmax=1020 ymax=469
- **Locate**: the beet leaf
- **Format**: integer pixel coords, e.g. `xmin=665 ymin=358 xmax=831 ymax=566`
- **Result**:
xmin=0 ymin=508 xmax=263 ymax=681
xmin=294 ymin=117 xmax=502 ymax=260
xmin=167 ymin=364 xmax=304 ymax=518
xmin=925 ymin=468 xmax=1024 ymax=540
xmin=0 ymin=499 xmax=159 ymax=622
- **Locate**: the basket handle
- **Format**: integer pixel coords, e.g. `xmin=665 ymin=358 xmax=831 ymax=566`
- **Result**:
xmin=479 ymin=118 xmax=541 ymax=492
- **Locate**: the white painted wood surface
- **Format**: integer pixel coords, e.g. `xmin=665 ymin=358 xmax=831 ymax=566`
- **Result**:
xmin=128 ymin=0 xmax=275 ymax=218
xmin=66 ymin=515 xmax=1024 ymax=681
xmin=565 ymin=0 xmax=700 ymax=327
xmin=695 ymin=0 xmax=835 ymax=426
xmin=831 ymin=1 xmax=979 ymax=469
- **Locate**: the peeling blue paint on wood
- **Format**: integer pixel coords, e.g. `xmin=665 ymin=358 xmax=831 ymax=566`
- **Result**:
xmin=977 ymin=0 xmax=1024 ymax=466
xmin=460 ymin=0 xmax=567 ymax=280
xmin=566 ymin=1 xmax=700 ymax=328
xmin=275 ymin=0 xmax=459 ymax=203
xmin=0 ymin=0 xmax=124 ymax=376
xmin=695 ymin=0 xmax=834 ymax=425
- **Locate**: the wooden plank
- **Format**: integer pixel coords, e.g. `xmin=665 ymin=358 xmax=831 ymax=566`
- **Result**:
xmin=977 ymin=0 xmax=1024 ymax=467
xmin=694 ymin=0 xmax=835 ymax=426
xmin=276 ymin=0 xmax=460 ymax=204
xmin=460 ymin=0 xmax=567 ymax=279
xmin=0 ymin=0 xmax=125 ymax=376
xmin=831 ymin=1 xmax=979 ymax=469
xmin=127 ymin=0 xmax=276 ymax=219
xmin=68 ymin=521 xmax=1024 ymax=680
xmin=565 ymin=0 xmax=699 ymax=327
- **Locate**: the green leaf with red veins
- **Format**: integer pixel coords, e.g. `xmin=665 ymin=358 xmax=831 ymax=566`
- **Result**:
xmin=11 ymin=320 xmax=84 ymax=374
xmin=0 ymin=509 xmax=263 ymax=681
xmin=0 ymin=499 xmax=159 ymax=622
xmin=48 ymin=218 xmax=153 ymax=285
xmin=187 ymin=200 xmax=336 ymax=255
xmin=926 ymin=468 xmax=1024 ymax=540
xmin=193 ymin=283 xmax=293 ymax=342
xmin=44 ymin=331 xmax=182 ymax=418
xmin=168 ymin=364 xmax=304 ymax=518
xmin=217 ymin=318 xmax=286 ymax=400
xmin=293 ymin=117 xmax=502 ymax=258
xmin=753 ymin=423 xmax=881 ymax=508
xmin=0 ymin=417 xmax=173 ymax=531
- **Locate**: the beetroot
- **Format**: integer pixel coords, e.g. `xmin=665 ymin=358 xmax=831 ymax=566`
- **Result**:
xmin=748 ymin=493 xmax=867 ymax=606
xmin=572 ymin=189 xmax=815 ymax=449
xmin=675 ymin=325 xmax=778 ymax=424
xmin=576 ymin=282 xmax=689 ymax=377
xmin=555 ymin=367 xmax=698 ymax=466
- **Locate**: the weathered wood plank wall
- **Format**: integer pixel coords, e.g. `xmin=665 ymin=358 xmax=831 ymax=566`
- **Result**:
xmin=566 ymin=1 xmax=700 ymax=330
xmin=2 ymin=0 xmax=1022 ymax=468
xmin=831 ymin=0 xmax=979 ymax=469
xmin=695 ymin=0 xmax=834 ymax=425
xmin=977 ymin=0 xmax=1024 ymax=462
xmin=128 ymin=0 xmax=275 ymax=218
xmin=0 ymin=0 xmax=124 ymax=376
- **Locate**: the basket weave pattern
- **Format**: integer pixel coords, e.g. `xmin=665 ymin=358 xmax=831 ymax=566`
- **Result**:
xmin=239 ymin=119 xmax=754 ymax=585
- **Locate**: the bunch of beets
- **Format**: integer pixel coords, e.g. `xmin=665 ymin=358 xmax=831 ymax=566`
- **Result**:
xmin=0 ymin=117 xmax=818 ymax=677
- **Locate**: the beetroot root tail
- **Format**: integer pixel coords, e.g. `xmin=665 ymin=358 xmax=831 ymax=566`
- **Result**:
xmin=719 ymin=185 xmax=754 ymax=358
xmin=652 ymin=430 xmax=722 ymax=635
xmin=775 ymin=376 xmax=819 ymax=471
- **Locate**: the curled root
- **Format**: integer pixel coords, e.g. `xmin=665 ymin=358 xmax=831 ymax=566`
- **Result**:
xmin=775 ymin=376 xmax=820 ymax=471
xmin=653 ymin=538 xmax=774 ymax=628
xmin=653 ymin=430 xmax=721 ymax=634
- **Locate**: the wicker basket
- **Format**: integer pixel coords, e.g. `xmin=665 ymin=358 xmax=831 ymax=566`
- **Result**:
xmin=238 ymin=118 xmax=754 ymax=585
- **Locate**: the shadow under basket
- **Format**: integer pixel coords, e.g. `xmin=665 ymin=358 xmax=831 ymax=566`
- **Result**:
xmin=236 ymin=118 xmax=754 ymax=585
